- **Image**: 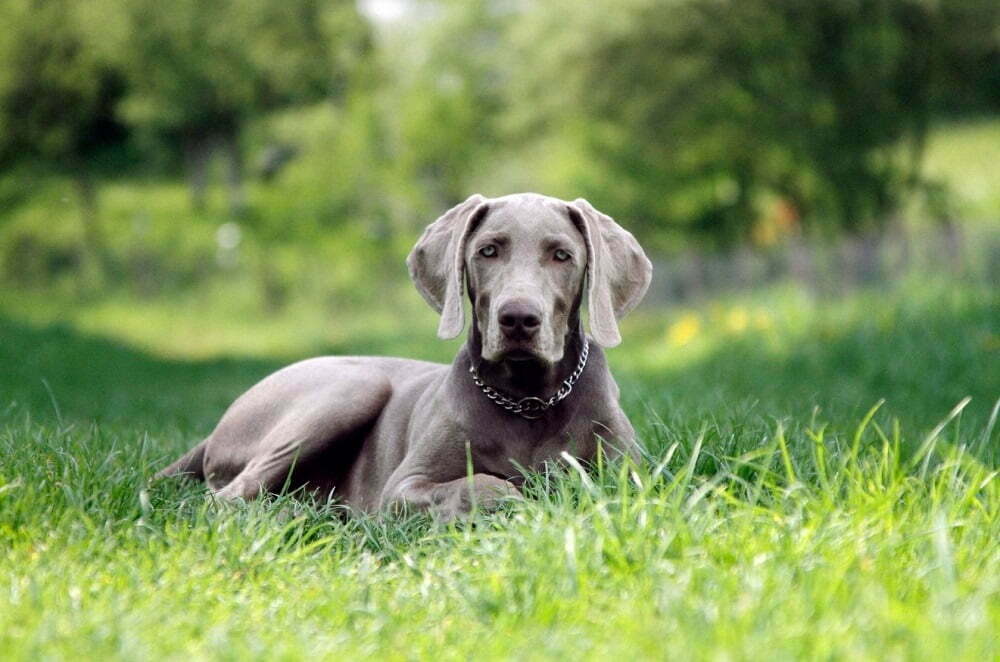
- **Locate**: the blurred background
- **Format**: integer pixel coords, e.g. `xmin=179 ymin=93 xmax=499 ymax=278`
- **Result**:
xmin=0 ymin=0 xmax=997 ymax=430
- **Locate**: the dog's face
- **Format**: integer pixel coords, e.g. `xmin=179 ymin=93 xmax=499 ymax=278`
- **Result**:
xmin=407 ymin=192 xmax=652 ymax=365
xmin=464 ymin=197 xmax=588 ymax=363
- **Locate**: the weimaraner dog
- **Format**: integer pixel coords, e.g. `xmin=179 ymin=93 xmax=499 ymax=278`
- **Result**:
xmin=157 ymin=193 xmax=652 ymax=520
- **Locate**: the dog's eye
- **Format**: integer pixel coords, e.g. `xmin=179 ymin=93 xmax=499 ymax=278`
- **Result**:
xmin=553 ymin=248 xmax=571 ymax=262
xmin=478 ymin=244 xmax=498 ymax=258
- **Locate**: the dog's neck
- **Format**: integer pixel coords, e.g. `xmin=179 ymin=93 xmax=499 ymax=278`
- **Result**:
xmin=466 ymin=322 xmax=587 ymax=401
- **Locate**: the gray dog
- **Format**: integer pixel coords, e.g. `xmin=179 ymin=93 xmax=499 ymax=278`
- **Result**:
xmin=157 ymin=193 xmax=652 ymax=521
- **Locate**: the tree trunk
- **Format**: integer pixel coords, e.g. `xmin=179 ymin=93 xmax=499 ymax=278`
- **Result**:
xmin=73 ymin=172 xmax=115 ymax=285
xmin=940 ymin=218 xmax=963 ymax=274
xmin=184 ymin=135 xmax=212 ymax=212
xmin=733 ymin=163 xmax=755 ymax=244
xmin=220 ymin=128 xmax=247 ymax=216
xmin=856 ymin=230 xmax=884 ymax=285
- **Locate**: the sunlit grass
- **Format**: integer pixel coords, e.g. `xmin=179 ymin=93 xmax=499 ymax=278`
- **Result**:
xmin=0 ymin=396 xmax=996 ymax=659
xmin=923 ymin=118 xmax=1000 ymax=221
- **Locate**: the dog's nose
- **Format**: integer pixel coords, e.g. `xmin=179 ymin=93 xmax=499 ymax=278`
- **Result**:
xmin=498 ymin=301 xmax=541 ymax=340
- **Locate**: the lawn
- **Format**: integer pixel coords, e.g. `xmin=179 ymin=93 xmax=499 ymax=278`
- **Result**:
xmin=1 ymin=269 xmax=997 ymax=659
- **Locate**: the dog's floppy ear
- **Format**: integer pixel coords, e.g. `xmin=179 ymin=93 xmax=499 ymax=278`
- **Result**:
xmin=568 ymin=198 xmax=652 ymax=347
xmin=407 ymin=194 xmax=490 ymax=339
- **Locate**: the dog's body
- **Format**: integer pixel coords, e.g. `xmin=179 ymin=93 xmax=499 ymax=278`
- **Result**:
xmin=157 ymin=193 xmax=652 ymax=520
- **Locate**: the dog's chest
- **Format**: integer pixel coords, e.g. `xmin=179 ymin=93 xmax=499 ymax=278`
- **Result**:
xmin=471 ymin=415 xmax=597 ymax=478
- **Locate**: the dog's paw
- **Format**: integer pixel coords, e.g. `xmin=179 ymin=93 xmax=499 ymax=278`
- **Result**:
xmin=431 ymin=474 xmax=521 ymax=522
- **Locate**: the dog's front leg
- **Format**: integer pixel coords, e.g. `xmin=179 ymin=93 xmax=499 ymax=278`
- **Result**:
xmin=382 ymin=474 xmax=520 ymax=522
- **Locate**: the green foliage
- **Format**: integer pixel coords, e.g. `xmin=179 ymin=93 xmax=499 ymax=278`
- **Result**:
xmin=506 ymin=0 xmax=999 ymax=242
xmin=116 ymin=0 xmax=367 ymax=138
xmin=0 ymin=0 xmax=127 ymax=167
xmin=388 ymin=0 xmax=513 ymax=206
xmin=930 ymin=0 xmax=1000 ymax=113
xmin=0 ymin=0 xmax=997 ymax=291
xmin=0 ymin=0 xmax=133 ymax=282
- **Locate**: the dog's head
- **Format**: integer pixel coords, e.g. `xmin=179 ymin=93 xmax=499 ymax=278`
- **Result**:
xmin=407 ymin=192 xmax=652 ymax=364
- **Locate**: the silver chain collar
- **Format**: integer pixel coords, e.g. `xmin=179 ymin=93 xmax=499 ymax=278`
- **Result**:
xmin=468 ymin=339 xmax=590 ymax=420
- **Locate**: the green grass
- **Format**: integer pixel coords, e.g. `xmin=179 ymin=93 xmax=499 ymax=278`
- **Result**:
xmin=923 ymin=118 xmax=1000 ymax=221
xmin=1 ymin=273 xmax=997 ymax=659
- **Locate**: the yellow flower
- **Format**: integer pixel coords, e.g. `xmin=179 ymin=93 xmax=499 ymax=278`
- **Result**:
xmin=667 ymin=313 xmax=701 ymax=346
xmin=726 ymin=308 xmax=749 ymax=334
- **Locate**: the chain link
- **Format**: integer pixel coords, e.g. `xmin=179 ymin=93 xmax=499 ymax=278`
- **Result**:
xmin=468 ymin=339 xmax=590 ymax=420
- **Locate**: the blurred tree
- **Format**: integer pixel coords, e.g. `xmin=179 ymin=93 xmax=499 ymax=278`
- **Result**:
xmin=0 ymin=0 xmax=128 ymax=281
xmin=388 ymin=0 xmax=514 ymax=211
xmin=930 ymin=0 xmax=1000 ymax=115
xmin=508 ymin=0 xmax=999 ymax=246
xmin=691 ymin=0 xmax=940 ymax=236
xmin=116 ymin=0 xmax=370 ymax=214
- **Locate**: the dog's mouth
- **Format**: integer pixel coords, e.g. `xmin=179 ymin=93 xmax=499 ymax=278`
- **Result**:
xmin=497 ymin=333 xmax=550 ymax=362
xmin=497 ymin=343 xmax=564 ymax=366
xmin=501 ymin=348 xmax=538 ymax=362
xmin=481 ymin=343 xmax=557 ymax=366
